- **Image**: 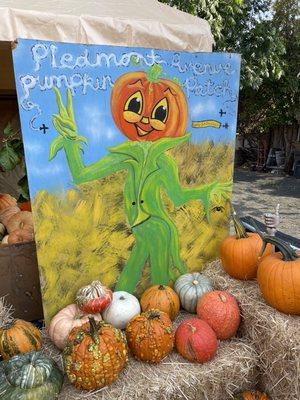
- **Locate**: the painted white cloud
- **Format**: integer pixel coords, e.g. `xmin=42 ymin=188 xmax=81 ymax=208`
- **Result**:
xmin=191 ymin=99 xmax=218 ymax=119
xmin=105 ymin=127 xmax=116 ymax=140
xmin=24 ymin=141 xmax=44 ymax=155
xmin=79 ymin=104 xmax=118 ymax=142
xmin=29 ymin=163 xmax=64 ymax=177
xmin=82 ymin=104 xmax=103 ymax=138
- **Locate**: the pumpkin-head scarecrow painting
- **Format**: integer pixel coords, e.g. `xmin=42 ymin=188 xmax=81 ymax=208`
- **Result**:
xmin=13 ymin=39 xmax=241 ymax=323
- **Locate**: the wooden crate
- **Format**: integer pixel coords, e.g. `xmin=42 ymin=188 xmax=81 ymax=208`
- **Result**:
xmin=0 ymin=241 xmax=43 ymax=321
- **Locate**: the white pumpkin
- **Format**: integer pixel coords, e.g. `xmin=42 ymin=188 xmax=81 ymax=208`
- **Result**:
xmin=102 ymin=291 xmax=141 ymax=329
xmin=174 ymin=273 xmax=213 ymax=313
xmin=48 ymin=303 xmax=102 ymax=350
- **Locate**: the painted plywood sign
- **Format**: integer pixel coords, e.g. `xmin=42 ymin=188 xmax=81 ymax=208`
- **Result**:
xmin=13 ymin=39 xmax=241 ymax=323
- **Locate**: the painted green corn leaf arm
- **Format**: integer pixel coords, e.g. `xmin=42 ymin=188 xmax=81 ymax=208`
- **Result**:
xmin=50 ymin=88 xmax=129 ymax=185
xmin=159 ymin=152 xmax=232 ymax=221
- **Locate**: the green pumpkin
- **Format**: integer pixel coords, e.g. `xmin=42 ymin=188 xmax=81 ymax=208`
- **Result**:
xmin=174 ymin=272 xmax=214 ymax=313
xmin=0 ymin=351 xmax=63 ymax=399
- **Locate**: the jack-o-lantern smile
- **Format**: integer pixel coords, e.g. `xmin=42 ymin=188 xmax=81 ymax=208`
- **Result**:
xmin=111 ymin=71 xmax=188 ymax=141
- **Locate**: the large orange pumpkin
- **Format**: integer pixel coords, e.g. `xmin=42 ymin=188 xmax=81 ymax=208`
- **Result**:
xmin=220 ymin=209 xmax=272 ymax=280
xmin=257 ymin=235 xmax=300 ymax=315
xmin=126 ymin=309 xmax=174 ymax=363
xmin=140 ymin=285 xmax=180 ymax=320
xmin=111 ymin=66 xmax=188 ymax=142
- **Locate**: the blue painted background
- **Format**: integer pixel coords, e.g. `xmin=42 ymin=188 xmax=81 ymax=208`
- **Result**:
xmin=13 ymin=39 xmax=240 ymax=197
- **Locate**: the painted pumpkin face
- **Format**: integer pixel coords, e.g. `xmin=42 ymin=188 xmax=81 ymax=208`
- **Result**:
xmin=111 ymin=72 xmax=188 ymax=141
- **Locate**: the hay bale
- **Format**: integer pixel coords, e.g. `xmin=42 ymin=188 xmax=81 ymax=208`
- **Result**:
xmin=41 ymin=316 xmax=257 ymax=400
xmin=0 ymin=296 xmax=13 ymax=327
xmin=204 ymin=260 xmax=300 ymax=400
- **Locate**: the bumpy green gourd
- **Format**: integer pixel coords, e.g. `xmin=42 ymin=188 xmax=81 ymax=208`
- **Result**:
xmin=0 ymin=351 xmax=63 ymax=399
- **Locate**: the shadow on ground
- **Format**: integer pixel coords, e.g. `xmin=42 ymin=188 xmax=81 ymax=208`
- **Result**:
xmin=232 ymin=168 xmax=300 ymax=237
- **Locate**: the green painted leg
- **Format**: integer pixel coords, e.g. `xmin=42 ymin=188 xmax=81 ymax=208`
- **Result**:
xmin=146 ymin=218 xmax=171 ymax=285
xmin=115 ymin=240 xmax=148 ymax=293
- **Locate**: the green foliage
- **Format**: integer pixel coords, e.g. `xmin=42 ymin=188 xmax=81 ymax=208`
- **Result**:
xmin=159 ymin=0 xmax=299 ymax=135
xmin=160 ymin=0 xmax=243 ymax=41
xmin=0 ymin=123 xmax=29 ymax=200
xmin=0 ymin=123 xmax=22 ymax=171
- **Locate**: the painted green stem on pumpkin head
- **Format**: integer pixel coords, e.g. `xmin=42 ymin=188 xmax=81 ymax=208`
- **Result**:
xmin=49 ymin=88 xmax=232 ymax=292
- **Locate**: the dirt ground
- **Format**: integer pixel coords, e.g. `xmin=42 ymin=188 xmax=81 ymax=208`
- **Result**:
xmin=231 ymin=168 xmax=300 ymax=238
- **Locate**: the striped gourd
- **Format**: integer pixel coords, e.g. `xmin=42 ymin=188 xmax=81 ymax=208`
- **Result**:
xmin=0 ymin=351 xmax=63 ymax=399
xmin=174 ymin=273 xmax=213 ymax=313
xmin=76 ymin=281 xmax=112 ymax=313
xmin=0 ymin=319 xmax=42 ymax=360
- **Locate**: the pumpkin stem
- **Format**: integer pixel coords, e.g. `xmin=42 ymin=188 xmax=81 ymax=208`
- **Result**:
xmin=88 ymin=317 xmax=99 ymax=343
xmin=249 ymin=217 xmax=298 ymax=261
xmin=188 ymin=324 xmax=197 ymax=334
xmin=231 ymin=205 xmax=248 ymax=239
xmin=147 ymin=309 xmax=161 ymax=319
xmin=261 ymin=236 xmax=298 ymax=261
xmin=158 ymin=285 xmax=165 ymax=290
xmin=146 ymin=64 xmax=163 ymax=83
xmin=219 ymin=294 xmax=227 ymax=303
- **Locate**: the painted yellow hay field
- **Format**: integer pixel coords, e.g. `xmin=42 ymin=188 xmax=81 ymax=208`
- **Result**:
xmin=33 ymin=141 xmax=234 ymax=324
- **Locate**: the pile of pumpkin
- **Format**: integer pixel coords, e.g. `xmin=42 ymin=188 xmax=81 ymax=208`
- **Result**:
xmin=220 ymin=209 xmax=300 ymax=316
xmin=0 ymin=193 xmax=34 ymax=245
xmin=48 ymin=277 xmax=243 ymax=391
xmin=0 ymin=277 xmax=268 ymax=399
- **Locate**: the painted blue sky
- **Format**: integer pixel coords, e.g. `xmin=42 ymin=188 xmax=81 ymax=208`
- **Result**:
xmin=13 ymin=39 xmax=241 ymax=197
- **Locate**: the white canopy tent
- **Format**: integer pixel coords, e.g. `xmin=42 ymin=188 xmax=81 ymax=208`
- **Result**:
xmin=0 ymin=0 xmax=213 ymax=92
xmin=0 ymin=0 xmax=213 ymax=50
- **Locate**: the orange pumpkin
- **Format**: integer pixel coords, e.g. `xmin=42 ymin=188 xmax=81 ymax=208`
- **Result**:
xmin=126 ymin=309 xmax=174 ymax=363
xmin=175 ymin=318 xmax=218 ymax=363
xmin=111 ymin=67 xmax=188 ymax=142
xmin=63 ymin=317 xmax=128 ymax=390
xmin=257 ymin=235 xmax=300 ymax=315
xmin=140 ymin=285 xmax=180 ymax=320
xmin=6 ymin=211 xmax=34 ymax=234
xmin=0 ymin=206 xmax=20 ymax=226
xmin=234 ymin=391 xmax=270 ymax=400
xmin=0 ymin=319 xmax=42 ymax=360
xmin=197 ymin=291 xmax=241 ymax=340
xmin=8 ymin=227 xmax=34 ymax=244
xmin=0 ymin=193 xmax=17 ymax=211
xmin=220 ymin=209 xmax=272 ymax=280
